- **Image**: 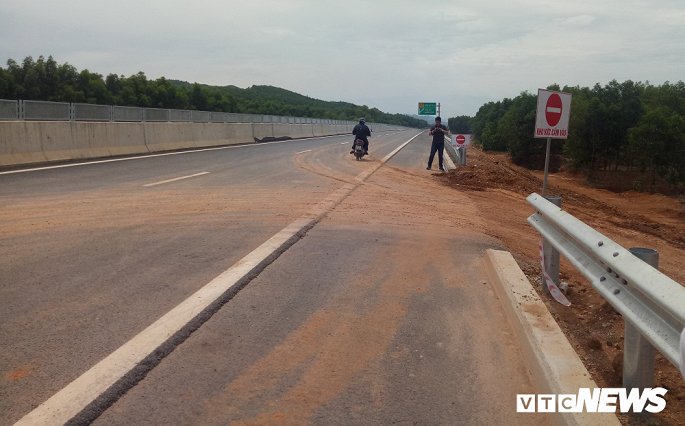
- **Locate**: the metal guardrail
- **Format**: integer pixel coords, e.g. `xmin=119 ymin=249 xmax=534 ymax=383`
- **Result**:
xmin=527 ymin=193 xmax=685 ymax=387
xmin=443 ymin=135 xmax=466 ymax=166
xmin=0 ymin=98 xmax=359 ymax=127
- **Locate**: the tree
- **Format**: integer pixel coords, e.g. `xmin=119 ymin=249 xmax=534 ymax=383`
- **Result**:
xmin=628 ymin=107 xmax=685 ymax=187
xmin=447 ymin=115 xmax=472 ymax=133
xmin=189 ymin=83 xmax=209 ymax=111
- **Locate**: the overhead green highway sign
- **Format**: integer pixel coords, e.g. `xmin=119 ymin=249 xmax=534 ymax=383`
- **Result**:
xmin=418 ymin=102 xmax=437 ymax=115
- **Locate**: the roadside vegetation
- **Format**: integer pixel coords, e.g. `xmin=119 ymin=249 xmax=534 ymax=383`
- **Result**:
xmin=0 ymin=55 xmax=427 ymax=128
xmin=449 ymin=81 xmax=685 ymax=194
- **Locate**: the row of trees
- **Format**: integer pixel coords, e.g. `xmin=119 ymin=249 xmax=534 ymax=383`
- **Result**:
xmin=0 ymin=56 xmax=427 ymax=128
xmin=453 ymin=80 xmax=685 ymax=189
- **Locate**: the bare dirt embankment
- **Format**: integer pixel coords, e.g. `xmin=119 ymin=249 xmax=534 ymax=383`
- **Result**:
xmin=437 ymin=146 xmax=685 ymax=426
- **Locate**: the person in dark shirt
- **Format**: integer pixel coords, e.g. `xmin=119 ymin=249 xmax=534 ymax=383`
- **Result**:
xmin=427 ymin=116 xmax=449 ymax=171
xmin=351 ymin=117 xmax=371 ymax=155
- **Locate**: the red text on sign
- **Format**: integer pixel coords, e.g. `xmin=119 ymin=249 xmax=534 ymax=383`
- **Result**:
xmin=536 ymin=128 xmax=568 ymax=137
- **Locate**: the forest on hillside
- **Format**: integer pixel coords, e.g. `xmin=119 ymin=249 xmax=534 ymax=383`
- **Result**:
xmin=0 ymin=56 xmax=427 ymax=128
xmin=449 ymin=80 xmax=685 ymax=192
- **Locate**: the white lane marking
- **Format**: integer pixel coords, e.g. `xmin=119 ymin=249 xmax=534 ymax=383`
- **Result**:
xmin=340 ymin=142 xmax=348 ymax=145
xmin=546 ymin=107 xmax=561 ymax=113
xmin=0 ymin=134 xmax=346 ymax=176
xmin=15 ymin=131 xmax=422 ymax=426
xmin=354 ymin=132 xmax=423 ymax=182
xmin=295 ymin=149 xmax=312 ymax=155
xmin=143 ymin=172 xmax=210 ymax=187
xmin=382 ymin=132 xmax=423 ymax=162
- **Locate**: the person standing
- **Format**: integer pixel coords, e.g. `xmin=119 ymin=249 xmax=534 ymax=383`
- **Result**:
xmin=427 ymin=116 xmax=449 ymax=171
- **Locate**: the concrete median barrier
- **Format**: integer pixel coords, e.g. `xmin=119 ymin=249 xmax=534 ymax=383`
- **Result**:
xmin=80 ymin=122 xmax=147 ymax=158
xmin=311 ymin=124 xmax=324 ymax=137
xmin=0 ymin=122 xmax=49 ymax=165
xmin=273 ymin=124 xmax=314 ymax=139
xmin=143 ymin=123 xmax=254 ymax=152
xmin=252 ymin=123 xmax=274 ymax=142
xmin=0 ymin=120 xmax=357 ymax=168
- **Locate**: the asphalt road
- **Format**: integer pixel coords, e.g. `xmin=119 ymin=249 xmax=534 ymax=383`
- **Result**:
xmin=1 ymin=130 xmax=548 ymax=425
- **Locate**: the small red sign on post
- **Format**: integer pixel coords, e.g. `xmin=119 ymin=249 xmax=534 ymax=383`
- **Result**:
xmin=451 ymin=134 xmax=471 ymax=148
xmin=534 ymin=89 xmax=572 ymax=139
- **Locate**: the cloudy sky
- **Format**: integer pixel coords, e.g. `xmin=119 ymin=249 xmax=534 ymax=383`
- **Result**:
xmin=1 ymin=0 xmax=684 ymax=118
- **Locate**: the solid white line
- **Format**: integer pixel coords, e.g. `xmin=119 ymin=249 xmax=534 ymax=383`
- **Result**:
xmin=0 ymin=134 xmax=346 ymax=176
xmin=353 ymin=131 xmax=423 ymax=183
xmin=15 ymin=131 xmax=421 ymax=426
xmin=143 ymin=172 xmax=209 ymax=187
xmin=381 ymin=131 xmax=423 ymax=163
xmin=295 ymin=149 xmax=312 ymax=155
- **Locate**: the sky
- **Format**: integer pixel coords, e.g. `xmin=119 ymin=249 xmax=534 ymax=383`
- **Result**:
xmin=1 ymin=0 xmax=684 ymax=118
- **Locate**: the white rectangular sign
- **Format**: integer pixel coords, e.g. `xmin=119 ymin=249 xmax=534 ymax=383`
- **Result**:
xmin=534 ymin=89 xmax=572 ymax=139
xmin=451 ymin=134 xmax=472 ymax=148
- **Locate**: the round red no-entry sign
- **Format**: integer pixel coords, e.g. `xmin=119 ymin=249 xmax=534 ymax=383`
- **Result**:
xmin=545 ymin=94 xmax=563 ymax=126
xmin=456 ymin=135 xmax=466 ymax=145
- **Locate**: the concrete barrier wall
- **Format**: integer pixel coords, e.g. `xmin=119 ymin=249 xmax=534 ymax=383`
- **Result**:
xmin=85 ymin=122 xmax=146 ymax=158
xmin=0 ymin=121 xmax=353 ymax=167
xmin=143 ymin=122 xmax=254 ymax=152
xmin=272 ymin=124 xmax=314 ymax=139
xmin=251 ymin=123 xmax=274 ymax=141
xmin=0 ymin=122 xmax=49 ymax=165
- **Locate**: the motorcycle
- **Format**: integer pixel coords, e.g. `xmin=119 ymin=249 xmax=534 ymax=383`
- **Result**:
xmin=353 ymin=138 xmax=366 ymax=160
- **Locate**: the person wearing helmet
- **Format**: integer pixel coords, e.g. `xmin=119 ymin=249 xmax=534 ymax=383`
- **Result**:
xmin=351 ymin=117 xmax=371 ymax=155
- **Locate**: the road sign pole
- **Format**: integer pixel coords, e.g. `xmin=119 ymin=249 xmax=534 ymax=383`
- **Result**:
xmin=542 ymin=137 xmax=551 ymax=196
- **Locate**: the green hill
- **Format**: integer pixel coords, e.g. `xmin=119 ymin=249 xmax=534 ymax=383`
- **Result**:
xmin=0 ymin=55 xmax=426 ymax=128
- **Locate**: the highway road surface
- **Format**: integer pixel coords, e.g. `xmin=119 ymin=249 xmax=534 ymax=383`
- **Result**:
xmin=1 ymin=130 xmax=548 ymax=425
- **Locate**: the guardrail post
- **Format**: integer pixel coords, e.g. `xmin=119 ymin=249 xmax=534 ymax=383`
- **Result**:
xmin=623 ymin=248 xmax=658 ymax=396
xmin=541 ymin=196 xmax=562 ymax=294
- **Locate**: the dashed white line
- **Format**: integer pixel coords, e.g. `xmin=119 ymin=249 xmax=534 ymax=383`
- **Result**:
xmin=143 ymin=172 xmax=210 ymax=187
xmin=295 ymin=149 xmax=312 ymax=154
xmin=0 ymin=134 xmax=347 ymax=176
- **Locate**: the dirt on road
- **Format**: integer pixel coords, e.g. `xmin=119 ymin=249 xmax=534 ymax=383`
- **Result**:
xmin=438 ymin=146 xmax=685 ymax=426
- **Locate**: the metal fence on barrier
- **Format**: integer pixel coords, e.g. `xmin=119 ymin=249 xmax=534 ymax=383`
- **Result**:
xmin=144 ymin=108 xmax=170 ymax=122
xmin=73 ymin=103 xmax=110 ymax=121
xmin=527 ymin=193 xmax=685 ymax=391
xmin=113 ymin=105 xmax=144 ymax=122
xmin=169 ymin=109 xmax=192 ymax=122
xmin=23 ymin=100 xmax=70 ymax=121
xmin=0 ymin=98 xmax=363 ymax=127
xmin=0 ymin=99 xmax=18 ymax=120
xmin=191 ymin=110 xmax=210 ymax=123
